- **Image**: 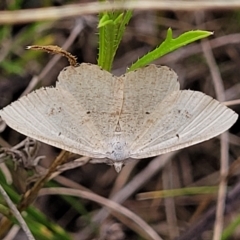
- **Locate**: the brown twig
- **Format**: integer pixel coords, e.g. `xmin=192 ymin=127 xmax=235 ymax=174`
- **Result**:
xmin=18 ymin=150 xmax=69 ymax=210
xmin=0 ymin=150 xmax=70 ymax=238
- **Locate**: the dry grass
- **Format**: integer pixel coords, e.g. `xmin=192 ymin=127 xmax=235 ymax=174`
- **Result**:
xmin=0 ymin=1 xmax=240 ymax=240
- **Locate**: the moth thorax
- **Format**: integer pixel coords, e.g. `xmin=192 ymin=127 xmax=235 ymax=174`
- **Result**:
xmin=108 ymin=135 xmax=129 ymax=161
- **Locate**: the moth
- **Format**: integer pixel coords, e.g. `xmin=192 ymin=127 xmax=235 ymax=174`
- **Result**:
xmin=0 ymin=63 xmax=238 ymax=172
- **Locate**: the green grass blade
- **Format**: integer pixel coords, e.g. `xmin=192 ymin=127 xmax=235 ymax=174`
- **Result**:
xmin=221 ymin=214 xmax=240 ymax=240
xmin=0 ymin=169 xmax=71 ymax=239
xmin=137 ymin=186 xmax=219 ymax=199
xmin=128 ymin=28 xmax=213 ymax=71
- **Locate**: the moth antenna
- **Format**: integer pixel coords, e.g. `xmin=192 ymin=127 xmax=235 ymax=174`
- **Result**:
xmin=26 ymin=45 xmax=78 ymax=67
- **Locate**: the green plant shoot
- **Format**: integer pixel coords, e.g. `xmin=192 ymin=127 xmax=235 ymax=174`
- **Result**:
xmin=97 ymin=1 xmax=132 ymax=71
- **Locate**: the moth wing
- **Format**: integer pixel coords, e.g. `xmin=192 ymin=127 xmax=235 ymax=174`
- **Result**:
xmin=0 ymin=63 xmax=123 ymax=158
xmin=119 ymin=65 xmax=179 ymax=141
xmin=129 ymin=90 xmax=238 ymax=159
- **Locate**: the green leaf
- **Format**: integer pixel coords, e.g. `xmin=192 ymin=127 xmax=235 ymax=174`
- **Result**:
xmin=113 ymin=10 xmax=132 ymax=57
xmin=128 ymin=28 xmax=213 ymax=71
xmin=97 ymin=8 xmax=132 ymax=71
xmin=98 ymin=13 xmax=112 ymax=28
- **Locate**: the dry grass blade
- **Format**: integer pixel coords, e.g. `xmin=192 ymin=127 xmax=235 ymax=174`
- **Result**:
xmin=201 ymin=29 xmax=229 ymax=240
xmin=1 ymin=1 xmax=240 ymax=24
xmin=224 ymin=99 xmax=240 ymax=106
xmin=39 ymin=187 xmax=163 ymax=240
xmin=0 ymin=184 xmax=35 ymax=240
xmin=77 ymin=152 xmax=177 ymax=239
xmin=162 ymin=161 xmax=179 ymax=238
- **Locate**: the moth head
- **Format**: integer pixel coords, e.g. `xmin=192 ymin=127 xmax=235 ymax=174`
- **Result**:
xmin=113 ymin=162 xmax=124 ymax=173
